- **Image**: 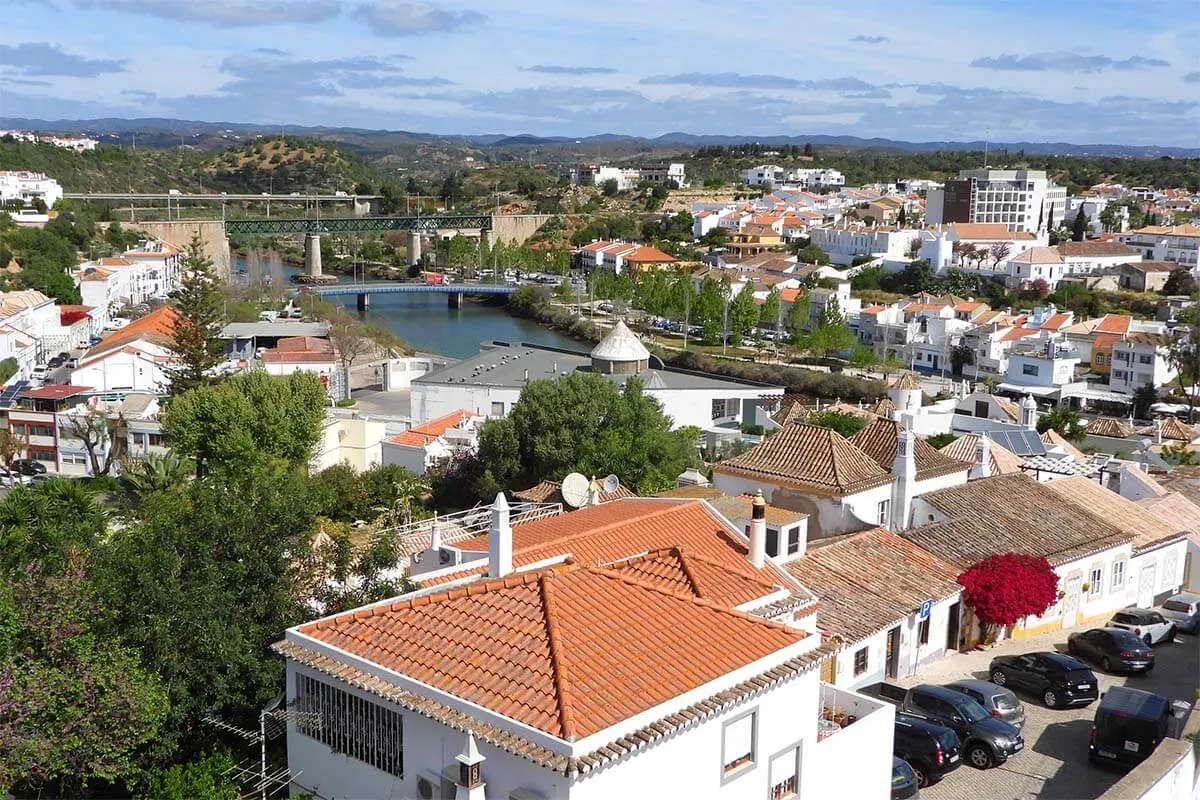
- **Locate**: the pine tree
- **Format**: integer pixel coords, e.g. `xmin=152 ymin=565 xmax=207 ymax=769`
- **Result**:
xmin=1071 ymin=211 xmax=1088 ymax=242
xmin=168 ymin=234 xmax=225 ymax=395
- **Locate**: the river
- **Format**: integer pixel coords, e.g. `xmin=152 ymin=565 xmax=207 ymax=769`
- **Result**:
xmin=234 ymin=251 xmax=578 ymax=359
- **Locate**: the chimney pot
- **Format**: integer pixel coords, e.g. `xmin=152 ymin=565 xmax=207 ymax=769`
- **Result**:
xmin=748 ymin=489 xmax=767 ymax=568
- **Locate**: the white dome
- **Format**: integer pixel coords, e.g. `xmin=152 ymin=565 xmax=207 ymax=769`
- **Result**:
xmin=590 ymin=321 xmax=650 ymax=364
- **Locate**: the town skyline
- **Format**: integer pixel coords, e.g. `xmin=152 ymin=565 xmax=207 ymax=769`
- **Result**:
xmin=2 ymin=0 xmax=1198 ymax=147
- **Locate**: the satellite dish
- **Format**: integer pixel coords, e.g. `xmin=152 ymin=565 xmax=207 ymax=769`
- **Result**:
xmin=602 ymin=474 xmax=620 ymax=494
xmin=561 ymin=472 xmax=590 ymax=508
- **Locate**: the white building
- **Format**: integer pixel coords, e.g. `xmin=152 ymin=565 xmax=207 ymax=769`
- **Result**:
xmin=381 ymin=409 xmax=479 ymax=474
xmin=569 ymin=163 xmax=687 ymax=190
xmin=1117 ymin=224 xmax=1200 ymax=272
xmin=71 ymin=306 xmax=178 ymax=393
xmin=121 ymin=239 xmax=182 ymax=298
xmin=741 ymin=166 xmax=844 ymax=190
xmin=1003 ymin=341 xmax=1080 ymax=391
xmin=0 ymin=130 xmax=97 ymax=151
xmin=927 ymin=169 xmax=1067 ymax=234
xmin=0 ymin=289 xmax=60 ymax=373
xmin=310 ymin=413 xmax=387 ymax=473
xmin=0 ymin=171 xmax=63 ymax=210
xmin=1109 ymin=331 xmax=1176 ymax=394
xmin=409 ymin=322 xmax=783 ymax=432
xmin=279 ymin=496 xmax=894 ymax=800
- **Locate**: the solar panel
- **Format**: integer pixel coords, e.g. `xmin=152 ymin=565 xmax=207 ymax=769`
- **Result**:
xmin=0 ymin=380 xmax=29 ymax=408
xmin=991 ymin=429 xmax=1047 ymax=457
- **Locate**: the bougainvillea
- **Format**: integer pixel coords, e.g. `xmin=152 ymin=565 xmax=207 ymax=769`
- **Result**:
xmin=957 ymin=552 xmax=1059 ymax=627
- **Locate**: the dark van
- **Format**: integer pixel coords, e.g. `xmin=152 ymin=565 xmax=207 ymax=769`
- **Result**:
xmin=1089 ymin=686 xmax=1173 ymax=770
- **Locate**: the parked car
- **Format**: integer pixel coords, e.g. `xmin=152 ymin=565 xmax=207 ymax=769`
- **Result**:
xmin=46 ymin=356 xmax=63 ymax=368
xmin=891 ymin=757 xmax=920 ymax=800
xmin=11 ymin=458 xmax=47 ymax=476
xmin=1089 ymin=686 xmax=1174 ymax=771
xmin=1106 ymin=608 xmax=1176 ymax=645
xmin=892 ymin=713 xmax=961 ymax=787
xmin=1068 ymin=628 xmax=1155 ymax=673
xmin=56 ymin=351 xmax=70 ymax=362
xmin=865 ymin=683 xmax=1023 ymax=769
xmin=1156 ymin=594 xmax=1200 ymax=635
xmin=88 ymin=336 xmax=102 ymax=346
xmin=943 ymin=679 xmax=1026 ymax=729
xmin=989 ymin=652 xmax=1099 ymax=708
xmin=31 ymin=364 xmax=48 ymax=379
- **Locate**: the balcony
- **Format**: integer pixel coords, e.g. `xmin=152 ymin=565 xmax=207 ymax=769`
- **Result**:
xmin=818 ymin=683 xmax=890 ymax=742
xmin=809 ymin=684 xmax=895 ymax=799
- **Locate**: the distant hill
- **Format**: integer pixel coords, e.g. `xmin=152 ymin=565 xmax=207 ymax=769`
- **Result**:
xmin=2 ymin=116 xmax=1197 ymax=159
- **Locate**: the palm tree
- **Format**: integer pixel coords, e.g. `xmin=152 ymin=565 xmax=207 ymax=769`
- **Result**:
xmin=121 ymin=452 xmax=194 ymax=498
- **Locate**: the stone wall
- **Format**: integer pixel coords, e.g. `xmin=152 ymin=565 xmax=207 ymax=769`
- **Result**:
xmin=135 ymin=220 xmax=232 ymax=280
xmin=488 ymin=214 xmax=554 ymax=246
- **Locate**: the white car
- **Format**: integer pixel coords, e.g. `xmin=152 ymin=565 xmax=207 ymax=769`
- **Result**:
xmin=1105 ymin=607 xmax=1176 ymax=645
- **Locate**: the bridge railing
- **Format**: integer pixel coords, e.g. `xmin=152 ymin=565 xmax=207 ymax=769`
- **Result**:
xmin=224 ymin=215 xmax=493 ymax=236
xmin=303 ymin=283 xmax=516 ymax=296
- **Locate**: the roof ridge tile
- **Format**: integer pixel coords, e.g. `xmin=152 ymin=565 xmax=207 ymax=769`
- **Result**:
xmin=538 ymin=574 xmax=577 ymax=740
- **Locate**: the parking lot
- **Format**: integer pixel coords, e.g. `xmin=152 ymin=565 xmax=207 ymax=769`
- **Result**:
xmin=899 ymin=626 xmax=1198 ymax=800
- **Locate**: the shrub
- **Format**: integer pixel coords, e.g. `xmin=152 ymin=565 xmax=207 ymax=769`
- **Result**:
xmin=958 ymin=553 xmax=1059 ymax=631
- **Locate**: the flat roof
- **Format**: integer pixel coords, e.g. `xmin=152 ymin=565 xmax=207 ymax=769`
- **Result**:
xmin=414 ymin=340 xmax=782 ymax=392
xmin=220 ymin=321 xmax=330 ymax=339
xmin=20 ymin=384 xmax=89 ymax=400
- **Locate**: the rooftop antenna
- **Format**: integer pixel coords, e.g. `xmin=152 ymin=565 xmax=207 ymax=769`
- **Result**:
xmin=983 ymin=128 xmax=990 ymax=170
xmin=561 ymin=472 xmax=589 ymax=509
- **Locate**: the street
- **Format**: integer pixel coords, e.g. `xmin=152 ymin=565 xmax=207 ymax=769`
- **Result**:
xmin=899 ymin=626 xmax=1198 ymax=800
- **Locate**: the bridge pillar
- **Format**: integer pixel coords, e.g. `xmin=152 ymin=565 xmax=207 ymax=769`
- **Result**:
xmin=447 ymin=292 xmax=463 ymax=309
xmin=357 ymin=293 xmax=370 ymax=312
xmin=304 ymin=233 xmax=323 ymax=278
xmin=407 ymin=231 xmax=422 ymax=264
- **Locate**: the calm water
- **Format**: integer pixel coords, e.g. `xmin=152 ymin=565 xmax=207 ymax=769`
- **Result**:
xmin=235 ymin=252 xmax=578 ymax=359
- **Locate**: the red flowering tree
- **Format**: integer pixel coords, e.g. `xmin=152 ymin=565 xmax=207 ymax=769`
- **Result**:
xmin=958 ymin=553 xmax=1059 ymax=638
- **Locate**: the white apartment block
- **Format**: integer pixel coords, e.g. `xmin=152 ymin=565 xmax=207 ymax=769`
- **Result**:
xmin=0 ymin=171 xmax=64 ymax=210
xmin=0 ymin=130 xmax=97 ymax=151
xmin=1117 ymin=224 xmax=1200 ymax=272
xmin=570 ymin=163 xmax=687 ymax=190
xmin=1109 ymin=332 xmax=1177 ymax=394
xmin=927 ymin=169 xmax=1067 ymax=234
xmin=741 ymin=165 xmax=845 ymax=189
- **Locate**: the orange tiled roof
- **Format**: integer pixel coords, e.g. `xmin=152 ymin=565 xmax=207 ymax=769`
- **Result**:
xmin=849 ymin=418 xmax=969 ymax=481
xmin=261 ymin=336 xmax=335 ymax=364
xmin=952 ymin=223 xmax=1036 ymax=240
xmin=1040 ymin=312 xmax=1073 ymax=330
xmin=1087 ymin=416 xmax=1135 ymax=438
xmin=1094 ymin=314 xmax=1133 ymax=335
xmin=714 ymin=423 xmax=894 ymax=497
xmin=625 ymin=245 xmax=676 ymax=263
xmin=512 ymin=478 xmax=635 ymax=505
xmin=298 ymin=560 xmax=806 ymax=740
xmin=779 ymin=288 xmax=803 ymax=303
xmin=1040 ymin=428 xmax=1089 ymax=461
xmin=83 ymin=306 xmax=180 ymax=362
xmin=387 ymin=410 xmax=477 ymax=447
xmin=432 ymin=499 xmax=794 ymax=608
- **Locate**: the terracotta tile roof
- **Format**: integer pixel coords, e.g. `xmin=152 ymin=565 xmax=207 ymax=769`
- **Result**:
xmin=261 ymin=336 xmax=335 ymax=364
xmin=1137 ymin=493 xmax=1200 ymax=542
xmin=954 ymin=301 xmax=986 ymax=312
xmin=1040 ymin=428 xmax=1089 ymax=461
xmin=511 ymin=479 xmax=635 ymax=506
xmin=656 ymin=485 xmax=724 ymax=500
xmin=83 ymin=306 xmax=180 ymax=362
xmin=993 ymin=396 xmax=1020 ymax=421
xmin=708 ymin=493 xmax=809 ymax=527
xmin=939 ymin=434 xmax=1025 ymax=475
xmin=433 ymin=499 xmax=796 ymax=608
xmin=1000 ymin=326 xmax=1041 ymax=342
xmin=861 ymin=304 xmax=886 ymax=314
xmin=1009 ymin=246 xmax=1063 ymax=264
xmin=19 ymin=384 xmax=88 ymax=401
xmin=906 ymin=473 xmax=1133 ymax=567
xmin=871 ymin=397 xmax=897 ymax=417
xmin=1092 ymin=333 xmax=1120 ymax=351
xmin=714 ymin=423 xmax=894 ymax=497
xmin=1086 ymin=416 xmax=1134 ymax=439
xmin=297 ymin=561 xmax=806 ymax=740
xmin=1040 ymin=312 xmax=1073 ymax=330
xmin=779 ymin=288 xmax=804 ymax=303
xmin=1128 ymin=223 xmax=1200 ymax=238
xmin=952 ymin=223 xmax=1031 ymax=240
xmin=850 ymin=419 xmax=969 ymax=481
xmin=79 ymin=267 xmax=114 ymax=281
xmin=1155 ymin=416 xmax=1199 ymax=443
xmin=1094 ymin=314 xmax=1133 ymax=335
xmin=1044 ymin=476 xmax=1186 ymax=553
xmin=891 ymin=373 xmax=921 ymax=390
xmin=787 ymin=527 xmax=961 ymax=642
xmin=1148 ymin=465 xmax=1200 ymax=503
xmin=94 ymin=257 xmax=132 ymax=267
xmin=625 ymin=245 xmax=676 ymax=264
xmin=1120 ymin=331 xmax=1172 ymax=347
xmin=1055 ymin=241 xmax=1139 ymax=258
xmin=1122 ymin=260 xmax=1179 ymax=273
xmin=387 ymin=410 xmax=477 ymax=447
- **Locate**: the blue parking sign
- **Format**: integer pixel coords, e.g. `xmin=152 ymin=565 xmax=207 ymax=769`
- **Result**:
xmin=919 ymin=599 xmax=933 ymax=620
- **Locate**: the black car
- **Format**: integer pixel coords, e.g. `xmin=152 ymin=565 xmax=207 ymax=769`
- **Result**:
xmin=893 ymin=713 xmax=962 ymax=787
xmin=891 ymin=757 xmax=920 ymax=800
xmin=1068 ymin=628 xmax=1155 ymax=674
xmin=46 ymin=356 xmax=63 ymax=368
xmin=989 ymin=652 xmax=1099 ymax=708
xmin=897 ymin=685 xmax=1024 ymax=769
xmin=1089 ymin=686 xmax=1173 ymax=771
xmin=11 ymin=458 xmax=47 ymax=476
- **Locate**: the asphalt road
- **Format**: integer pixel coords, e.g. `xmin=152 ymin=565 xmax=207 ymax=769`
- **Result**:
xmin=899 ymin=626 xmax=1198 ymax=800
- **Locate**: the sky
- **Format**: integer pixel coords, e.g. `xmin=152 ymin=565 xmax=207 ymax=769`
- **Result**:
xmin=1 ymin=0 xmax=1198 ymax=146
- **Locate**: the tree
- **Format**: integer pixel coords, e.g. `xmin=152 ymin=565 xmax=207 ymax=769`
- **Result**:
xmin=760 ymin=288 xmax=782 ymax=331
xmin=63 ymin=408 xmax=127 ymax=477
xmin=168 ymin=234 xmax=225 ymax=396
xmin=1071 ymin=210 xmax=1088 ymax=242
xmin=729 ymin=286 xmax=760 ymax=342
xmin=1162 ymin=269 xmax=1196 ymax=296
xmin=805 ymin=409 xmax=868 ymax=438
xmin=163 ymin=370 xmax=328 ymax=473
xmin=803 ymin=143 xmax=814 ymax=157
xmin=797 ymin=298 xmax=855 ymax=359
xmin=949 ymin=344 xmax=975 ymax=377
xmin=121 ymin=451 xmax=193 ymax=499
xmin=0 ymin=565 xmax=167 ymax=795
xmin=1169 ymin=306 xmax=1200 ymax=422
xmin=0 ymin=480 xmax=108 ymax=576
xmin=797 ymin=244 xmax=829 ymax=265
xmin=957 ymin=553 xmax=1059 ymax=637
xmin=924 ymin=432 xmax=957 ymax=449
xmin=601 ymin=178 xmax=619 ymax=197
xmin=137 ymin=751 xmax=240 ymax=800
xmin=787 ymin=291 xmax=812 ymax=340
xmin=898 ymin=206 xmax=907 ymax=227
xmin=989 ymin=241 xmax=1012 ymax=267
xmin=1036 ymin=405 xmax=1085 ymax=442
xmin=1132 ymin=383 xmax=1158 ymax=420
xmin=327 ymin=309 xmax=375 ymax=397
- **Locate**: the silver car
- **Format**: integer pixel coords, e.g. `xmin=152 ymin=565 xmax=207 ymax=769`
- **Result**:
xmin=943 ymin=679 xmax=1026 ymax=730
xmin=1157 ymin=594 xmax=1200 ymax=635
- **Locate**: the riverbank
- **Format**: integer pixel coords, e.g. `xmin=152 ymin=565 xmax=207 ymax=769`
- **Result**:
xmin=504 ymin=288 xmax=887 ymax=402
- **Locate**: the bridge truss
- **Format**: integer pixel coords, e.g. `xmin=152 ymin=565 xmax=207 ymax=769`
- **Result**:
xmin=224 ymin=215 xmax=492 ymax=236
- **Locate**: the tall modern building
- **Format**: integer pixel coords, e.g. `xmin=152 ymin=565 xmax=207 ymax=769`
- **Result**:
xmin=927 ymin=169 xmax=1066 ymax=234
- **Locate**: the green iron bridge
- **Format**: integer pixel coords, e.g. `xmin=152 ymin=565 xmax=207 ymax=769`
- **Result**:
xmin=224 ymin=214 xmax=492 ymax=236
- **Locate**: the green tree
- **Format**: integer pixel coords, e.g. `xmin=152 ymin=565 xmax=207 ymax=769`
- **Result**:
xmin=0 ymin=565 xmax=167 ymax=795
xmin=1036 ymin=406 xmax=1085 ymax=442
xmin=797 ymin=297 xmax=856 ymax=359
xmin=729 ymin=286 xmax=760 ymax=342
xmin=163 ymin=370 xmax=327 ymax=473
xmin=1132 ymin=383 xmax=1158 ymax=420
xmin=797 ymin=244 xmax=829 ymax=265
xmin=788 ymin=291 xmax=813 ymax=341
xmin=0 ymin=357 xmax=17 ymax=383
xmin=1162 ymin=269 xmax=1196 ymax=296
xmin=168 ymin=234 xmax=225 ymax=396
xmin=805 ymin=409 xmax=868 ymax=438
xmin=0 ymin=480 xmax=108 ymax=575
xmin=760 ymin=287 xmax=782 ymax=330
xmin=601 ymin=178 xmax=619 ymax=197
xmin=138 ymin=751 xmax=240 ymax=800
xmin=1071 ymin=211 xmax=1089 ymax=242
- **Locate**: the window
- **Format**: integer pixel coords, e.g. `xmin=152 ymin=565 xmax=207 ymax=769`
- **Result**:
xmin=769 ymin=746 xmax=800 ymax=799
xmin=1088 ymin=566 xmax=1103 ymax=598
xmin=721 ymin=710 xmax=756 ymax=778
xmin=1138 ymin=354 xmax=1153 ymax=365
xmin=1095 ymin=354 xmax=1106 ymax=366
xmin=29 ymin=448 xmax=55 ymax=463
xmin=1111 ymin=560 xmax=1126 ymax=590
xmin=877 ymin=500 xmax=890 ymax=525
xmin=490 ymin=402 xmax=504 ymax=416
xmin=766 ymin=528 xmax=780 ymax=558
xmin=974 ymin=400 xmax=989 ymax=418
xmin=854 ymin=647 xmax=869 ymax=676
xmin=146 ymin=433 xmax=167 ymax=447
xmin=61 ymin=453 xmax=87 ymax=465
xmin=1022 ymin=363 xmax=1039 ymax=376
xmin=918 ymin=617 xmax=930 ymax=645
xmin=294 ymin=673 xmax=404 ymax=778
xmin=711 ymin=398 xmax=728 ymax=419
xmin=787 ymin=527 xmax=802 ymax=556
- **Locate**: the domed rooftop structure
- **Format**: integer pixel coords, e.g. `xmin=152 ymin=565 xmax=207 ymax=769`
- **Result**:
xmin=590 ymin=320 xmax=650 ymax=375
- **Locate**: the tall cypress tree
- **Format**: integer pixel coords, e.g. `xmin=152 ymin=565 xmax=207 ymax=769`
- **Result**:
xmin=168 ymin=233 xmax=225 ymax=396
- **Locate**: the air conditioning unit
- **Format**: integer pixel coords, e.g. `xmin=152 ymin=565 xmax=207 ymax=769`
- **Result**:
xmin=416 ymin=771 xmax=454 ymax=800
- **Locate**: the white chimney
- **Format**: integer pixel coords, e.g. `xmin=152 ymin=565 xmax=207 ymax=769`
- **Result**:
xmin=749 ymin=490 xmax=767 ymax=568
xmin=970 ymin=433 xmax=992 ymax=479
xmin=587 ymin=476 xmax=600 ymax=507
xmin=429 ymin=512 xmax=442 ymax=551
xmin=488 ymin=493 xmax=512 ymax=578
xmin=1019 ymin=394 xmax=1038 ymax=429
xmin=891 ymin=426 xmax=917 ymax=531
xmin=1155 ymin=417 xmax=1163 ymax=445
